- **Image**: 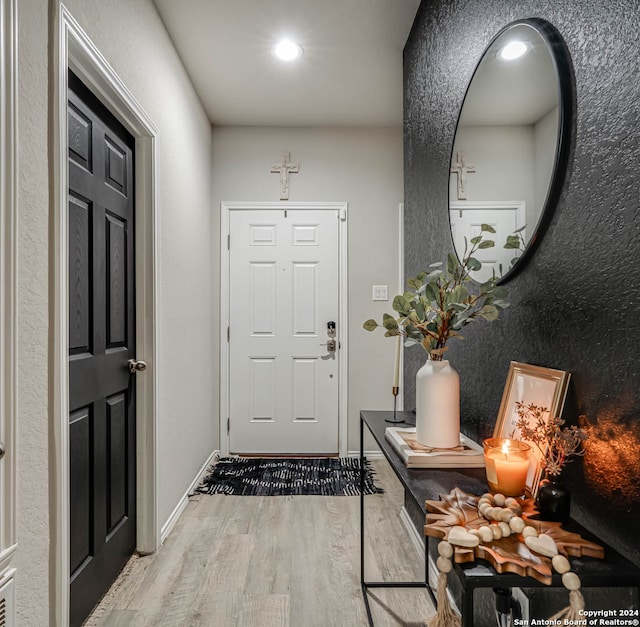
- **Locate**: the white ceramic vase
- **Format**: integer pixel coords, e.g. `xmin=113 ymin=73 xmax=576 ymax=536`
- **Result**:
xmin=415 ymin=358 xmax=460 ymax=448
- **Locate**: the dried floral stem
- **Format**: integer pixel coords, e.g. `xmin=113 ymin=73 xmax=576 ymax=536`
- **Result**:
xmin=514 ymin=401 xmax=588 ymax=477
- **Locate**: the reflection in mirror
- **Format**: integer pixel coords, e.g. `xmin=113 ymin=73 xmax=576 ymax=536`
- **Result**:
xmin=449 ymin=19 xmax=572 ymax=283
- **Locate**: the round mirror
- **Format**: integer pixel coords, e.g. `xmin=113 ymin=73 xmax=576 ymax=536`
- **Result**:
xmin=448 ymin=19 xmax=573 ymax=283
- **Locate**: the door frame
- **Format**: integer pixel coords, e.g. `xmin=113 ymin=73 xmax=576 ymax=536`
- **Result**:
xmin=0 ymin=0 xmax=18 ymax=578
xmin=53 ymin=5 xmax=160 ymax=625
xmin=220 ymin=201 xmax=349 ymax=456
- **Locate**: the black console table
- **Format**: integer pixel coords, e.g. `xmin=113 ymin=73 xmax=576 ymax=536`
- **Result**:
xmin=359 ymin=410 xmax=640 ymax=627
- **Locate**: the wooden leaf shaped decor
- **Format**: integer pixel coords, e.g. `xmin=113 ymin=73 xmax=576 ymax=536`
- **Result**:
xmin=424 ymin=487 xmax=603 ymax=585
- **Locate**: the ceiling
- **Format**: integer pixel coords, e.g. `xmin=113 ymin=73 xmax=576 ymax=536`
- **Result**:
xmin=460 ymin=24 xmax=559 ymax=126
xmin=153 ymin=0 xmax=421 ymax=127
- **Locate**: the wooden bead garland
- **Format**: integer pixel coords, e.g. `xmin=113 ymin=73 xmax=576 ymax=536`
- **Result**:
xmin=478 ymin=492 xmax=584 ymax=621
xmin=429 ymin=491 xmax=586 ymax=625
xmin=427 ymin=540 xmax=461 ymax=627
xmin=474 ymin=493 xmax=584 ymax=591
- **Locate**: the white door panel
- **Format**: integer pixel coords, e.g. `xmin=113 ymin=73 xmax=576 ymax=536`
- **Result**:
xmin=229 ymin=209 xmax=339 ymax=454
xmin=449 ymin=201 xmax=525 ymax=282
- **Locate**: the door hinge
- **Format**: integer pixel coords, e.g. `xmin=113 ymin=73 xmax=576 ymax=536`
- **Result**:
xmin=227 ymin=417 xmax=230 ymax=434
xmin=227 ymin=326 xmax=230 ymax=342
xmin=227 ymin=234 xmax=230 ymax=249
xmin=284 ymin=209 xmax=288 ymax=218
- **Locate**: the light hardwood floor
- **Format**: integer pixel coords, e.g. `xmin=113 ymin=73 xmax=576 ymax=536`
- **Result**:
xmin=87 ymin=460 xmax=435 ymax=627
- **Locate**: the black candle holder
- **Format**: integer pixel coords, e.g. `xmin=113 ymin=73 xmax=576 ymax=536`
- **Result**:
xmin=385 ymin=386 xmax=404 ymax=423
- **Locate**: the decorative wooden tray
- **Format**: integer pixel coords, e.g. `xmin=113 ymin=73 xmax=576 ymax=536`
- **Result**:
xmin=424 ymin=488 xmax=604 ymax=585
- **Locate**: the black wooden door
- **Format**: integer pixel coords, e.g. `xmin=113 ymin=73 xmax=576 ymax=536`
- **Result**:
xmin=68 ymin=71 xmax=136 ymax=627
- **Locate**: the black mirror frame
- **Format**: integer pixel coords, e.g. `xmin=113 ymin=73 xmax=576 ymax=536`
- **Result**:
xmin=448 ymin=18 xmax=575 ymax=284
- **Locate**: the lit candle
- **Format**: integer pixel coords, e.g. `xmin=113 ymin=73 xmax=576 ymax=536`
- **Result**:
xmin=483 ymin=438 xmax=530 ymax=497
xmin=393 ymin=335 xmax=401 ymax=391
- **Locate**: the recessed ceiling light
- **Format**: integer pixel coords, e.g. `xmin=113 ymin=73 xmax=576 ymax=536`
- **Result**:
xmin=272 ymin=39 xmax=304 ymax=62
xmin=498 ymin=40 xmax=528 ymax=61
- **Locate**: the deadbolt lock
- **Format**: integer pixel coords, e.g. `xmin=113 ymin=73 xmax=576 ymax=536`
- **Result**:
xmin=322 ymin=321 xmax=337 ymax=352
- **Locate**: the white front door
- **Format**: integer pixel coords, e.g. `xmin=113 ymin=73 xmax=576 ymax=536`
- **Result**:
xmin=449 ymin=201 xmax=526 ymax=282
xmin=228 ymin=207 xmax=340 ymax=454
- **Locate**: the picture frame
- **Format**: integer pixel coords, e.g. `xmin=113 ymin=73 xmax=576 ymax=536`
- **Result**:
xmin=493 ymin=361 xmax=571 ymax=498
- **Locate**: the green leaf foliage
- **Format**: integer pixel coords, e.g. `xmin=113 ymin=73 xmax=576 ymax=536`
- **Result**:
xmin=479 ymin=304 xmax=499 ymax=321
xmin=382 ymin=314 xmax=398 ymax=330
xmin=425 ymin=268 xmax=443 ymax=282
xmin=362 ymin=319 xmax=378 ymax=332
xmin=447 ymin=253 xmax=458 ymax=275
xmin=392 ymin=295 xmax=412 ymax=316
xmin=405 ymin=324 xmax=423 ymax=341
xmin=504 ymin=235 xmax=521 ymax=249
xmin=450 ymin=284 xmax=468 ymax=305
xmin=451 ymin=315 xmax=470 ymax=331
xmin=479 ymin=278 xmax=495 ymax=293
xmin=466 ymin=257 xmax=482 ymax=271
xmin=424 ymin=282 xmax=438 ymax=303
xmin=362 ymin=228 xmax=509 ymax=360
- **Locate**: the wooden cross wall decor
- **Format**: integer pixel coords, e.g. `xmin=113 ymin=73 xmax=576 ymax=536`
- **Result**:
xmin=271 ymin=151 xmax=299 ymax=200
xmin=450 ymin=151 xmax=476 ymax=200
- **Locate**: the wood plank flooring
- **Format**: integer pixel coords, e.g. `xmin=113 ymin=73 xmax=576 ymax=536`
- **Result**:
xmin=86 ymin=460 xmax=435 ymax=626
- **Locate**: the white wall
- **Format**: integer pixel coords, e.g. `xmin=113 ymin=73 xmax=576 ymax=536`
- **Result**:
xmin=451 ymin=125 xmax=537 ymax=228
xmin=17 ymin=0 xmax=216 ymax=621
xmin=16 ymin=2 xmax=50 ymax=623
xmin=211 ymin=126 xmax=403 ymax=451
xmin=534 ymin=107 xmax=559 ymax=217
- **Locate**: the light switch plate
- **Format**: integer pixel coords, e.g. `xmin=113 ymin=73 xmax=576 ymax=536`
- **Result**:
xmin=372 ymin=285 xmax=388 ymax=301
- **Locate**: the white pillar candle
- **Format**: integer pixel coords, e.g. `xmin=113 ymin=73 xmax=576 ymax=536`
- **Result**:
xmin=393 ymin=335 xmax=401 ymax=388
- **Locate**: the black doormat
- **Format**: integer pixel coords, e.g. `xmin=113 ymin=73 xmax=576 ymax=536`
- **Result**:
xmin=196 ymin=457 xmax=384 ymax=496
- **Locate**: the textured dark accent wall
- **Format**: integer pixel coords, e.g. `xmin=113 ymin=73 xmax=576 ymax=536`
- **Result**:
xmin=404 ymin=1 xmax=640 ymax=564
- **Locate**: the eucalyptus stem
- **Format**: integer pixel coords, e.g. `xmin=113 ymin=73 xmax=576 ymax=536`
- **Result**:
xmin=362 ymin=224 xmax=508 ymax=361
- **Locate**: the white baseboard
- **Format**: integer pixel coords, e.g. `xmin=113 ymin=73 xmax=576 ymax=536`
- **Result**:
xmin=347 ymin=450 xmax=384 ymax=459
xmin=160 ymin=449 xmax=219 ymax=544
xmin=399 ymin=506 xmax=460 ymax=613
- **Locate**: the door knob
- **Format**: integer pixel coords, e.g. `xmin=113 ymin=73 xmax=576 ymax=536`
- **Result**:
xmin=320 ymin=339 xmax=337 ymax=352
xmin=128 ymin=359 xmax=147 ymax=374
xmin=0 ymin=441 xmax=5 ymax=460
